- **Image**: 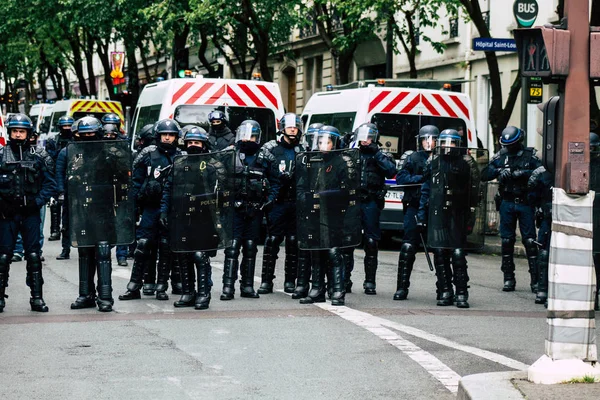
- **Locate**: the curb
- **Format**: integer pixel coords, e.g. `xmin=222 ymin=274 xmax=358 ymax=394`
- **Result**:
xmin=458 ymin=371 xmax=527 ymax=400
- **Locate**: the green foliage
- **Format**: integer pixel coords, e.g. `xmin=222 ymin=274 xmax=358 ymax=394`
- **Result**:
xmin=563 ymin=375 xmax=597 ymax=384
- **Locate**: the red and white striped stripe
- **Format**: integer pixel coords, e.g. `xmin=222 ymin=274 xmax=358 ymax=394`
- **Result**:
xmin=170 ymin=81 xmax=280 ymax=110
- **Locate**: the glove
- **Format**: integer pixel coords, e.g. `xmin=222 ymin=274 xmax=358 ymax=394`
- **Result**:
xmin=261 ymin=200 xmax=274 ymax=213
xmin=512 ymin=169 xmax=526 ymax=179
xmin=159 ymin=212 xmax=168 ymax=229
xmin=498 ymin=168 xmax=512 ymax=182
xmin=279 ymin=172 xmax=292 ymax=182
xmin=57 ymin=193 xmax=65 ymax=205
xmin=416 ymin=221 xmax=427 ymax=234
xmin=535 ymin=208 xmax=544 ymax=228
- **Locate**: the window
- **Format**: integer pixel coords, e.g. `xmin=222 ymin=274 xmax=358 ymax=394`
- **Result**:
xmin=308 ymin=112 xmax=356 ymax=135
xmin=449 ymin=16 xmax=459 ymax=38
xmin=304 ymin=56 xmax=323 ymax=102
xmin=133 ymin=104 xmax=162 ymax=136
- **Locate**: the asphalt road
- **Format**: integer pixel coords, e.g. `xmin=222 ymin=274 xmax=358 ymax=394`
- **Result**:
xmin=1 ymin=219 xmax=595 ymax=400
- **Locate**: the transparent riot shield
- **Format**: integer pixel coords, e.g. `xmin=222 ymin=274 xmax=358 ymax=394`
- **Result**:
xmin=296 ymin=148 xmax=361 ymax=250
xmin=169 ymin=150 xmax=235 ymax=252
xmin=67 ymin=140 xmax=134 ymax=247
xmin=591 ymin=151 xmax=600 ymax=254
xmin=427 ymin=147 xmax=488 ymax=250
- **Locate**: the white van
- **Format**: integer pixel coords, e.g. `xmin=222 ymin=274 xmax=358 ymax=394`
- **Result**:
xmin=48 ymin=99 xmax=124 ymax=139
xmin=29 ymin=103 xmax=53 ymax=133
xmin=301 ymin=80 xmax=478 ymax=234
xmin=130 ymin=77 xmax=285 ymax=149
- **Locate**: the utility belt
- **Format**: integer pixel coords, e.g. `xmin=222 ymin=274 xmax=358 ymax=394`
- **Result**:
xmin=501 ymin=192 xmax=528 ymax=204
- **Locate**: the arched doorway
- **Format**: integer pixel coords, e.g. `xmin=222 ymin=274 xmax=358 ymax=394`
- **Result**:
xmin=282 ymin=66 xmax=296 ymax=113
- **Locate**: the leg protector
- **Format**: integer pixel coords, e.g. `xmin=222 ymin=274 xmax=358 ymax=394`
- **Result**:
xmin=170 ymin=256 xmax=182 ymax=295
xmin=155 ymin=237 xmax=171 ymax=300
xmin=48 ymin=202 xmax=61 ymax=240
xmin=434 ymin=249 xmax=453 ymax=306
xmin=221 ymin=240 xmax=241 ymax=300
xmin=27 ymin=253 xmax=48 ymax=312
xmin=292 ymin=250 xmax=311 ymax=299
xmin=300 ymin=252 xmax=326 ymax=304
xmin=452 ymin=249 xmax=469 ymax=308
xmin=0 ymin=254 xmax=9 ymax=312
xmin=143 ymin=245 xmax=158 ymax=295
xmin=524 ymin=238 xmax=539 ymax=293
xmin=240 ymin=240 xmax=259 ymax=298
xmin=174 ymin=254 xmax=196 ymax=308
xmin=95 ymin=241 xmax=113 ymax=312
xmin=194 ymin=252 xmax=212 ymax=310
xmin=536 ymin=249 xmax=549 ymax=305
xmin=283 ymin=235 xmax=298 ymax=293
xmin=393 ymin=243 xmax=415 ymax=300
xmin=119 ymin=238 xmax=149 ymax=300
xmin=342 ymin=248 xmax=355 ymax=293
xmin=71 ymin=248 xmax=96 ymax=309
xmin=329 ymin=248 xmax=346 ymax=306
xmin=257 ymin=235 xmax=282 ymax=294
xmin=363 ymin=238 xmax=378 ymax=295
xmin=501 ymin=238 xmax=516 ymax=292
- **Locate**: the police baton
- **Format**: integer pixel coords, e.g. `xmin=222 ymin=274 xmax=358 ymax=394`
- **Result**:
xmin=415 ymin=215 xmax=434 ymax=272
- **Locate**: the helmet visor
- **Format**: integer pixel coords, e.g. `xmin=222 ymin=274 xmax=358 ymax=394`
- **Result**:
xmin=236 ymin=123 xmax=260 ymax=142
xmin=312 ymin=133 xmax=338 ymax=152
xmin=438 ymin=136 xmax=460 ymax=148
xmin=420 ymin=136 xmax=437 ymax=151
xmin=355 ymin=126 xmax=377 ymax=143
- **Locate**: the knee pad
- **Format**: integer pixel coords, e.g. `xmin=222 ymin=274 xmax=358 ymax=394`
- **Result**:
xmin=26 ymin=253 xmax=42 ymax=271
xmin=399 ymin=243 xmax=415 ymax=261
xmin=243 ymin=240 xmax=258 ymax=258
xmin=285 ymin=235 xmax=298 ymax=255
xmin=451 ymin=248 xmax=467 ymax=267
xmin=501 ymin=238 xmax=516 ymax=254
xmin=193 ymin=252 xmax=210 ymax=267
xmin=0 ymin=254 xmax=9 ymax=273
xmin=364 ymin=237 xmax=378 ymax=255
xmin=523 ymin=237 xmax=538 ymax=256
xmin=224 ymin=246 xmax=240 ymax=259
xmin=135 ymin=238 xmax=151 ymax=258
xmin=96 ymin=241 xmax=111 ymax=261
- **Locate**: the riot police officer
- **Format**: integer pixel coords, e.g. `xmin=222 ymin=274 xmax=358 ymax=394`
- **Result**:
xmin=221 ymin=120 xmax=269 ymax=300
xmin=417 ymin=129 xmax=479 ymax=308
xmin=482 ymin=126 xmax=542 ymax=292
xmin=394 ymin=125 xmax=438 ymax=300
xmin=207 ymin=110 xmax=235 ymax=151
xmin=46 ymin=115 xmax=74 ymax=242
xmin=0 ymin=114 xmax=56 ymax=312
xmin=298 ymin=125 xmax=359 ymax=306
xmin=119 ymin=119 xmax=182 ymax=301
xmin=256 ymin=113 xmax=307 ymax=295
xmin=345 ymin=123 xmax=396 ymax=295
xmin=135 ymin=124 xmax=156 ymax=152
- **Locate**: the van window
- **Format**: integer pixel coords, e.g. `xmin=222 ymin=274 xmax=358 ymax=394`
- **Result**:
xmin=370 ymin=113 xmax=467 ymax=158
xmin=72 ymin=111 xmax=113 ymax=121
xmin=174 ymin=105 xmax=278 ymax=143
xmin=308 ymin=112 xmax=356 ymax=135
xmin=134 ymin=105 xmax=162 ymax=135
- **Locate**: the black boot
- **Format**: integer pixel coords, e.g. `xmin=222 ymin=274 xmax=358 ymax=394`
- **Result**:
xmin=71 ymin=248 xmax=97 ymax=309
xmin=363 ymin=238 xmax=378 ymax=295
xmin=283 ymin=235 xmax=298 ymax=293
xmin=143 ymin=245 xmax=157 ymax=295
xmin=257 ymin=235 xmax=281 ymax=294
xmin=501 ymin=238 xmax=516 ymax=292
xmin=393 ymin=243 xmax=415 ymax=300
xmin=292 ymin=250 xmax=311 ymax=299
xmin=221 ymin=240 xmax=240 ymax=300
xmin=56 ymin=248 xmax=70 ymax=260
xmin=452 ymin=249 xmax=469 ymax=309
xmin=435 ymin=249 xmax=453 ymax=306
xmin=300 ymin=252 xmax=326 ymax=304
xmin=342 ymin=248 xmax=354 ymax=293
xmin=170 ymin=256 xmax=183 ymax=295
xmin=240 ymin=240 xmax=259 ymax=298
xmin=330 ymin=249 xmax=346 ymax=306
xmin=48 ymin=202 xmax=61 ymax=241
xmin=535 ymin=249 xmax=549 ymax=305
xmin=119 ymin=239 xmax=148 ymax=300
xmin=155 ymin=237 xmax=171 ymax=300
xmin=195 ymin=252 xmax=212 ymax=310
xmin=174 ymin=254 xmax=196 ymax=308
xmin=27 ymin=253 xmax=49 ymax=312
xmin=95 ymin=242 xmax=113 ymax=312
xmin=0 ymin=254 xmax=9 ymax=312
xmin=524 ymin=238 xmax=539 ymax=293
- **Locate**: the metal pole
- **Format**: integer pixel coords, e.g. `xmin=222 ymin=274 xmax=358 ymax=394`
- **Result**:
xmin=521 ymin=76 xmax=529 ymax=143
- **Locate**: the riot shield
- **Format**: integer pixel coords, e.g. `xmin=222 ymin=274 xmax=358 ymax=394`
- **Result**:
xmin=427 ymin=147 xmax=488 ymax=250
xmin=67 ymin=140 xmax=134 ymax=247
xmin=296 ymin=148 xmax=361 ymax=250
xmin=169 ymin=150 xmax=235 ymax=252
xmin=591 ymin=151 xmax=600 ymax=254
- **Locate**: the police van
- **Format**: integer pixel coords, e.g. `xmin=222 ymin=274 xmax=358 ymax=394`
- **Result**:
xmin=29 ymin=103 xmax=54 ymax=133
xmin=301 ymin=79 xmax=478 ymax=234
xmin=47 ymin=99 xmax=125 ymax=138
xmin=130 ymin=77 xmax=285 ymax=150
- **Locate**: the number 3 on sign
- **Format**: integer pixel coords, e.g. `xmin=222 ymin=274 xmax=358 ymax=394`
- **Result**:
xmin=530 ymin=88 xmax=542 ymax=97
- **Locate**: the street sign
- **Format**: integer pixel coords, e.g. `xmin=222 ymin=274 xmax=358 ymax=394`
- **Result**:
xmin=473 ymin=38 xmax=517 ymax=52
xmin=513 ymin=0 xmax=538 ymax=28
xmin=529 ymin=77 xmax=543 ymax=104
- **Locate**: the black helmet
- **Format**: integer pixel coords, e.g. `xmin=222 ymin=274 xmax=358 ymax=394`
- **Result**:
xmin=101 ymin=113 xmax=121 ymax=126
xmin=7 ymin=114 xmax=34 ymax=145
xmin=417 ymin=125 xmax=439 ymax=151
xmin=71 ymin=119 xmax=80 ymax=135
xmin=183 ymin=125 xmax=209 ymax=142
xmin=354 ymin=123 xmax=379 ymax=143
xmin=591 ymin=132 xmax=600 ymax=152
xmin=235 ymin=120 xmax=262 ymax=144
xmin=304 ymin=123 xmax=323 ymax=149
xmin=309 ymin=125 xmax=340 ymax=151
xmin=103 ymin=124 xmax=120 ymax=140
xmin=500 ymin=126 xmax=524 ymax=150
xmin=138 ymin=124 xmax=155 ymax=141
xmin=279 ymin=113 xmax=303 ymax=142
xmin=208 ymin=110 xmax=228 ymax=126
xmin=438 ymin=129 xmax=462 ymax=148
xmin=76 ymin=116 xmax=102 ymax=141
xmin=153 ymin=119 xmax=181 ymax=137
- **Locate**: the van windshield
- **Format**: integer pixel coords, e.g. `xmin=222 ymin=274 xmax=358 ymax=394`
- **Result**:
xmin=370 ymin=114 xmax=467 ymax=159
xmin=174 ymin=105 xmax=278 ymax=143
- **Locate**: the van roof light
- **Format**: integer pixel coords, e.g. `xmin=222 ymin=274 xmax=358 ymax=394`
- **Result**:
xmin=376 ymin=79 xmax=386 ymax=86
xmin=252 ymin=72 xmax=262 ymax=80
xmin=326 ymin=84 xmax=334 ymax=91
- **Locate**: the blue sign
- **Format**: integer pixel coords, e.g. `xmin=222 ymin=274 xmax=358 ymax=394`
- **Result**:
xmin=473 ymin=38 xmax=517 ymax=52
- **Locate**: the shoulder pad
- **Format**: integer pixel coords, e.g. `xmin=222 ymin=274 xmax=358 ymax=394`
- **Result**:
xmin=134 ymin=145 xmax=156 ymax=167
xmin=380 ymin=150 xmax=394 ymax=160
xmin=398 ymin=150 xmax=414 ymax=169
xmin=257 ymin=141 xmax=277 ymax=163
xmin=528 ymin=165 xmax=547 ymax=188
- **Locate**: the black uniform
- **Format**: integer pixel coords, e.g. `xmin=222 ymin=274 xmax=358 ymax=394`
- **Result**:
xmin=46 ymin=133 xmax=71 ymax=241
xmin=208 ymin=126 xmax=235 ymax=151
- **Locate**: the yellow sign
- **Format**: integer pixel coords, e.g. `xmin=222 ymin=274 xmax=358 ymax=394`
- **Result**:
xmin=530 ymin=87 xmax=542 ymax=97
